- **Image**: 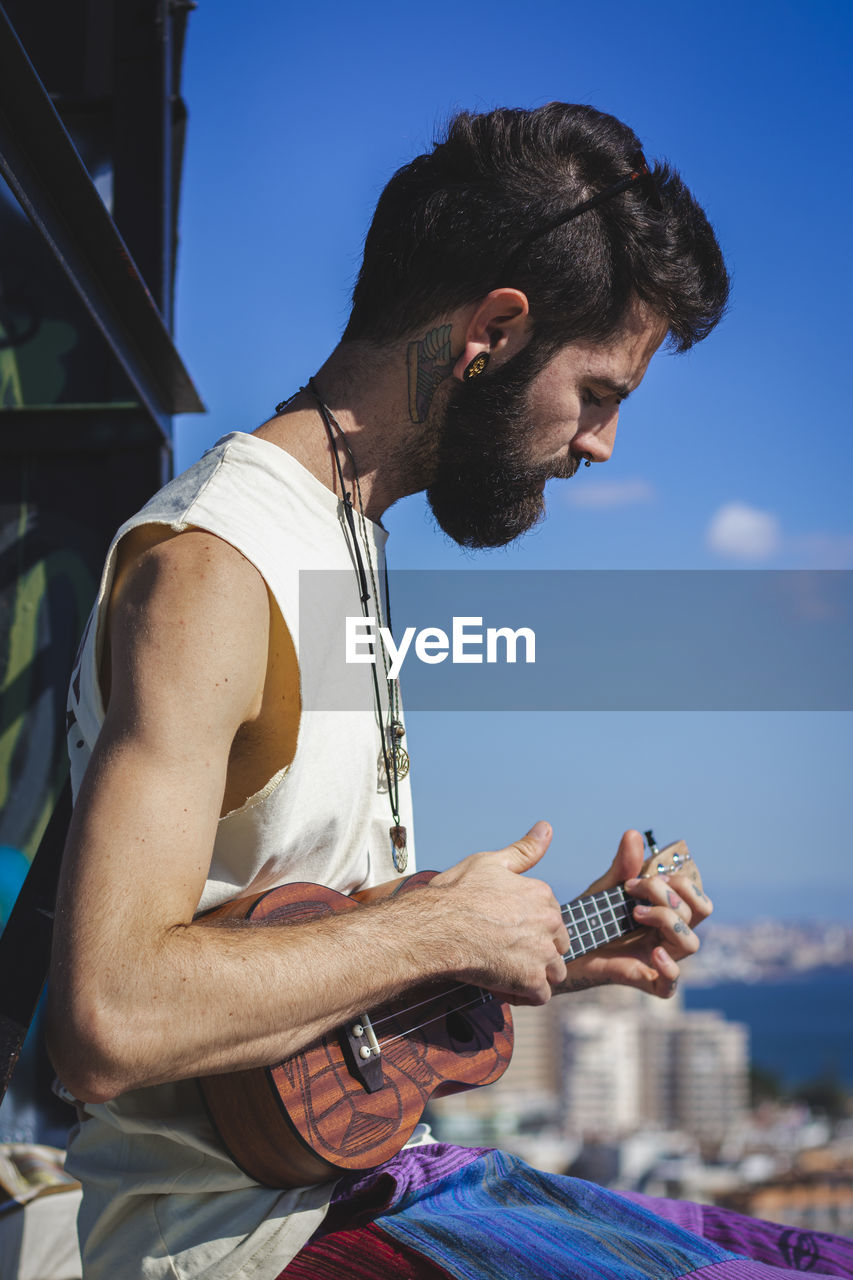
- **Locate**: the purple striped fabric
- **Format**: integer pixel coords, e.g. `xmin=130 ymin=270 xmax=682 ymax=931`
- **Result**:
xmin=624 ymin=1191 xmax=853 ymax=1277
xmin=688 ymin=1267 xmax=846 ymax=1280
xmin=296 ymin=1145 xmax=853 ymax=1279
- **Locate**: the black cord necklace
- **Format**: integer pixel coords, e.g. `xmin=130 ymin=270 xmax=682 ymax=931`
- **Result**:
xmin=301 ymin=380 xmax=409 ymax=873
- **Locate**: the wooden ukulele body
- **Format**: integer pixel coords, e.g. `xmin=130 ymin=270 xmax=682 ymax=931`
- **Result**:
xmin=197 ymin=839 xmax=697 ymax=1189
xmin=197 ymin=872 xmax=513 ymax=1188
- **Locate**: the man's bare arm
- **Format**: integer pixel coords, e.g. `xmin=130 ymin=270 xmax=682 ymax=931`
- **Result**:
xmin=47 ymin=531 xmax=570 ymax=1103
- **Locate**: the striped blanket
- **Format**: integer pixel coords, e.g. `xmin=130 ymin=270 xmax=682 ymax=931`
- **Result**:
xmin=281 ymin=1144 xmax=853 ymax=1279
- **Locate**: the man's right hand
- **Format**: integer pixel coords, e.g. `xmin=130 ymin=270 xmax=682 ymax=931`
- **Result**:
xmin=429 ymin=821 xmax=570 ymax=1005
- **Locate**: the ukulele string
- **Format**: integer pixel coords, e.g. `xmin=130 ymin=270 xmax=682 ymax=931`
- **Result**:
xmin=368 ymin=983 xmax=488 ymax=1034
xmin=561 ymin=905 xmax=633 ymax=928
xmin=560 ymin=886 xmax=631 ymax=924
xmin=377 ymin=991 xmax=496 ymax=1051
xmin=562 ymin=905 xmax=633 ymax=938
xmin=560 ymin=887 xmax=634 ymax=957
xmin=370 ymin=887 xmax=637 ymax=1043
xmin=370 ymin=896 xmax=632 ymax=1039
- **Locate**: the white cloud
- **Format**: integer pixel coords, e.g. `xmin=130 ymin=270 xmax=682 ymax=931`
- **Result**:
xmin=706 ymin=502 xmax=782 ymax=560
xmin=565 ymin=477 xmax=655 ymax=509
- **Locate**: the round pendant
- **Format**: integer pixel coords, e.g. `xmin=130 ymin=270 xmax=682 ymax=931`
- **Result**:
xmin=377 ymin=743 xmax=410 ymax=787
xmin=388 ymin=721 xmax=410 ymax=779
xmin=392 ymin=744 xmax=410 ymax=779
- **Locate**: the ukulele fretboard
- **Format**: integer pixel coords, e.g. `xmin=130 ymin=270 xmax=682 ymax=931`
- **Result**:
xmin=561 ymin=887 xmax=637 ymax=961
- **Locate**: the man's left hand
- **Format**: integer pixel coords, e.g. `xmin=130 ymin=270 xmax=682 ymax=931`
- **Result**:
xmin=555 ymin=828 xmax=713 ymax=999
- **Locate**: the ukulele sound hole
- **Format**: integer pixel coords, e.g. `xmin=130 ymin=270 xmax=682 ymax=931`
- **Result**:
xmin=445 ymin=1010 xmax=475 ymax=1044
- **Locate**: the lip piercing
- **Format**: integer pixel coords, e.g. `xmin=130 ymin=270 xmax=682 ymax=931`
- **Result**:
xmin=584 ymin=459 xmax=592 ymax=467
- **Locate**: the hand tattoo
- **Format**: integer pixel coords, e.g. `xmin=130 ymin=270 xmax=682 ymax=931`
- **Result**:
xmin=563 ymin=975 xmax=613 ymax=993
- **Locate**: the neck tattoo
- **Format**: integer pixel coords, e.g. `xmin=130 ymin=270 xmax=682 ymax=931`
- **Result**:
xmin=406 ymin=323 xmax=453 ymax=424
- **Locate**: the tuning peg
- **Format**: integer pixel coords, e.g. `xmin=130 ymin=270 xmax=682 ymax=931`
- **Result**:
xmin=643 ymin=829 xmax=659 ymax=853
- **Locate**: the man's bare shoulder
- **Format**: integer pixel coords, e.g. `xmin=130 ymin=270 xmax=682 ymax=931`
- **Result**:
xmin=112 ymin=524 xmax=268 ymax=605
xmin=103 ymin=526 xmax=271 ymax=736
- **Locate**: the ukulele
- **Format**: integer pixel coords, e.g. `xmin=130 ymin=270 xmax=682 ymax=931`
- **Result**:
xmin=197 ymin=839 xmax=700 ymax=1189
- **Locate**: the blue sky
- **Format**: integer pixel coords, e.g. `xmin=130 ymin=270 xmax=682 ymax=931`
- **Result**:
xmin=173 ymin=1 xmax=852 ymax=921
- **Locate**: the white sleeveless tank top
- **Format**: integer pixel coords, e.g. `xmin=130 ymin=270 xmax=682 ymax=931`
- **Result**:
xmin=63 ymin=432 xmax=416 ymax=1280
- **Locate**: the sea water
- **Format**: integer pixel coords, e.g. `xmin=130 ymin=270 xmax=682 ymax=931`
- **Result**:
xmin=685 ymin=967 xmax=853 ymax=1090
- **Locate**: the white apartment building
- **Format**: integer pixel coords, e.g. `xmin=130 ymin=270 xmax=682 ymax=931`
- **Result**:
xmin=667 ymin=1010 xmax=750 ymax=1140
xmin=560 ymin=986 xmax=749 ymax=1144
xmin=560 ymin=1001 xmax=642 ymax=1134
xmin=430 ymin=983 xmax=749 ymax=1150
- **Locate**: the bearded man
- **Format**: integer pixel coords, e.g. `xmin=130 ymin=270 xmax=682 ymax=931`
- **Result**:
xmin=46 ymin=103 xmax=853 ymax=1280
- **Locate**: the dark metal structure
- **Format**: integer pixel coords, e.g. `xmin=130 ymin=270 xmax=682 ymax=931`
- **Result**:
xmin=0 ymin=0 xmax=203 ymax=1141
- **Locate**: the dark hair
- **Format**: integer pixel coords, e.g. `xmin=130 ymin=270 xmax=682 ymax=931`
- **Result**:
xmin=344 ymin=103 xmax=729 ymax=354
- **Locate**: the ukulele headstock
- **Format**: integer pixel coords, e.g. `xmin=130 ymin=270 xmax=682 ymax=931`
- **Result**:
xmin=637 ymin=838 xmax=703 ymax=892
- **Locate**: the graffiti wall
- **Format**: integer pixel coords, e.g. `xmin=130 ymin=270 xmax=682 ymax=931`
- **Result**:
xmin=0 ymin=503 xmax=95 ymax=857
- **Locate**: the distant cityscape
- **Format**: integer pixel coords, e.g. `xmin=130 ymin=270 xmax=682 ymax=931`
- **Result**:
xmin=680 ymin=920 xmax=853 ymax=985
xmin=429 ymin=927 xmax=853 ymax=1240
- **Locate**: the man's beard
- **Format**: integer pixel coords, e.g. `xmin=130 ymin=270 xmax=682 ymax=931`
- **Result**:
xmin=425 ymin=343 xmax=579 ymax=548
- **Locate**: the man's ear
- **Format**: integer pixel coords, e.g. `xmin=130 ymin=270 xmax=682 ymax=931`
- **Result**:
xmin=452 ymin=289 xmax=530 ymax=382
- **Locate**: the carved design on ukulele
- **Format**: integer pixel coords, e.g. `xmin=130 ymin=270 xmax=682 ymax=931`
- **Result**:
xmin=268 ymin=982 xmax=511 ymax=1164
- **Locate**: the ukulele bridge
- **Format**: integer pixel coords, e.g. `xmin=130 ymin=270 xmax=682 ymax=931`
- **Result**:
xmin=339 ymin=1012 xmax=384 ymax=1093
